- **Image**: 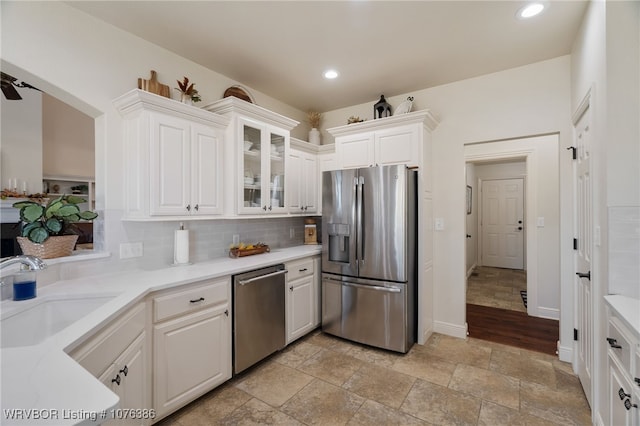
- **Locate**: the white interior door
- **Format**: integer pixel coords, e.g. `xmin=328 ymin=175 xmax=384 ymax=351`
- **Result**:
xmin=574 ymin=106 xmax=592 ymax=406
xmin=481 ymin=178 xmax=524 ymax=269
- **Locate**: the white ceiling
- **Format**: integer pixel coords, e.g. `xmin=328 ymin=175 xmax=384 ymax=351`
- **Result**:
xmin=68 ymin=1 xmax=588 ymax=113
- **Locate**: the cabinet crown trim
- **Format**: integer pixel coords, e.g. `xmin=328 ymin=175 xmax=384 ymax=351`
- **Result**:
xmin=113 ymin=89 xmax=230 ymax=128
xmin=327 ymin=109 xmax=439 ymax=137
xmin=202 ymin=96 xmax=299 ymax=130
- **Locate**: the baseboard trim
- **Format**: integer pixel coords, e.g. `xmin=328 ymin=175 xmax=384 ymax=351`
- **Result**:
xmin=557 ymin=342 xmax=572 ymax=363
xmin=537 ymin=306 xmax=560 ymax=320
xmin=466 ymin=263 xmax=477 ymax=278
xmin=433 ymin=320 xmax=468 ymax=339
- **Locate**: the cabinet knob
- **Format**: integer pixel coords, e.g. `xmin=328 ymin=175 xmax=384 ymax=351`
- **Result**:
xmin=119 ymin=365 xmax=128 ymax=377
xmin=194 ymin=204 xmax=199 ymax=211
xmin=624 ymin=399 xmax=638 ymax=411
xmin=607 ymin=337 xmax=622 ymax=349
xmin=224 ymin=309 xmax=229 ymax=317
xmin=619 ymin=388 xmax=631 ymax=400
xmin=186 ymin=204 xmax=191 ymax=212
xmin=289 ymin=286 xmax=293 ymax=291
xmin=263 ymin=206 xmax=267 ymax=211
xmin=112 ymin=374 xmax=121 ymax=386
xmin=268 ymin=205 xmax=272 ymax=211
xmin=634 ymin=377 xmax=640 ymax=386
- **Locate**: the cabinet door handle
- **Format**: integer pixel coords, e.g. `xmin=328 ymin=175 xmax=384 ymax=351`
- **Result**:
xmin=607 ymin=337 xmax=622 ymax=349
xmin=186 ymin=204 xmax=191 ymax=212
xmin=190 ymin=297 xmax=205 ymax=303
xmin=289 ymin=286 xmax=293 ymax=291
xmin=299 ymin=268 xmax=308 ymax=272
xmin=619 ymin=388 xmax=631 ymax=400
xmin=634 ymin=377 xmax=640 ymax=386
xmin=112 ymin=374 xmax=121 ymax=386
xmin=119 ymin=365 xmax=128 ymax=377
xmin=268 ymin=205 xmax=272 ymax=211
xmin=194 ymin=204 xmax=199 ymax=211
xmin=263 ymin=205 xmax=267 ymax=211
xmin=576 ymin=271 xmax=590 ymax=280
xmin=224 ymin=309 xmax=229 ymax=317
xmin=624 ymin=399 xmax=638 ymax=410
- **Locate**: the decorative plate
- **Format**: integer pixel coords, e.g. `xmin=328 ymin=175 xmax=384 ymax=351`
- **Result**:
xmin=223 ymin=85 xmax=254 ymax=103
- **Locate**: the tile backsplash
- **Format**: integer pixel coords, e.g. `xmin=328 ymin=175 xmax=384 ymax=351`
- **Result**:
xmin=609 ymin=206 xmax=640 ymax=299
xmin=122 ymin=216 xmax=317 ymax=270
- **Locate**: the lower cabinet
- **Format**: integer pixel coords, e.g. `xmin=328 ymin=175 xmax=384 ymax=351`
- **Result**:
xmin=286 ymin=256 xmax=320 ymax=344
xmin=606 ymin=307 xmax=640 ymax=426
xmin=70 ymin=303 xmax=151 ymax=426
xmin=152 ymin=277 xmax=232 ymax=420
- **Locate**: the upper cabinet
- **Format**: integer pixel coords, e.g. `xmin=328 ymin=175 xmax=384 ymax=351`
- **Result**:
xmin=288 ymin=138 xmax=319 ymax=214
xmin=328 ymin=111 xmax=439 ymax=170
xmin=114 ymin=90 xmax=229 ymax=220
xmin=203 ymin=97 xmax=298 ymax=216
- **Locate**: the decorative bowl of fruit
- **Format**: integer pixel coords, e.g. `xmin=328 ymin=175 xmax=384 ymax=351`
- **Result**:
xmin=229 ymin=242 xmax=270 ymax=258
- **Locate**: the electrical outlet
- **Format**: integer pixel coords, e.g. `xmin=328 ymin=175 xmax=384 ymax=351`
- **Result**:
xmin=232 ymin=234 xmax=240 ymax=245
xmin=434 ymin=218 xmax=444 ymax=231
xmin=290 ymin=228 xmax=295 ymax=239
xmin=120 ymin=242 xmax=143 ymax=259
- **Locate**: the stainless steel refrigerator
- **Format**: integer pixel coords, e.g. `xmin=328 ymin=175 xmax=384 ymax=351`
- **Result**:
xmin=321 ymin=165 xmax=417 ymax=353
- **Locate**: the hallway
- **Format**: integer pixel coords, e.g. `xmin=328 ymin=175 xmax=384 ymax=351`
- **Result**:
xmin=466 ymin=266 xmax=559 ymax=355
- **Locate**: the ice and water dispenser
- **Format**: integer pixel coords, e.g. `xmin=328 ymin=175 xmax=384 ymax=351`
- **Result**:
xmin=327 ymin=223 xmax=350 ymax=263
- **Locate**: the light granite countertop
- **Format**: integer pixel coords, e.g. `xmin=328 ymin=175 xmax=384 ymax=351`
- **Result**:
xmin=604 ymin=294 xmax=640 ymax=338
xmin=0 ymin=245 xmax=321 ymax=425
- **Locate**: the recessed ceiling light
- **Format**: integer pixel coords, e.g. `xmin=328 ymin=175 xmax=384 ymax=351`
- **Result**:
xmin=324 ymin=69 xmax=338 ymax=79
xmin=517 ymin=2 xmax=545 ymax=19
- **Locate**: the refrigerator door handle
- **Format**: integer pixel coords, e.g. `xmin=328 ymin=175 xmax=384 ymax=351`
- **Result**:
xmin=323 ymin=276 xmax=402 ymax=293
xmin=357 ymin=175 xmax=365 ymax=265
xmin=343 ymin=280 xmax=401 ymax=293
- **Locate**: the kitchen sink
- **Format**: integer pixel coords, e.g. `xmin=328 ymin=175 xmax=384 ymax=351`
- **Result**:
xmin=1 ymin=294 xmax=116 ymax=348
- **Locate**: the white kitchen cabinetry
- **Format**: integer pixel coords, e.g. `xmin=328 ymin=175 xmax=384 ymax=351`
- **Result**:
xmin=288 ymin=139 xmax=318 ymax=214
xmin=70 ymin=303 xmax=151 ymax=426
xmin=114 ymin=89 xmax=229 ymax=219
xmin=203 ymin=96 xmax=298 ymax=216
xmin=285 ymin=255 xmax=320 ymax=344
xmin=152 ymin=277 xmax=231 ymax=420
xmin=605 ymin=305 xmax=640 ymax=425
xmin=329 ymin=113 xmax=437 ymax=170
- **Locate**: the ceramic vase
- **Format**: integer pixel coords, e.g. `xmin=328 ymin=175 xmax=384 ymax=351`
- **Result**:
xmin=180 ymin=93 xmax=193 ymax=105
xmin=309 ymin=128 xmax=321 ymax=145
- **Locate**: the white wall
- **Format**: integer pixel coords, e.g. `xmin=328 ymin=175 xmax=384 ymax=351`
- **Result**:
xmin=0 ymin=88 xmax=42 ymax=194
xmin=42 ymin=94 xmax=95 ymax=178
xmin=325 ymin=56 xmax=573 ymax=342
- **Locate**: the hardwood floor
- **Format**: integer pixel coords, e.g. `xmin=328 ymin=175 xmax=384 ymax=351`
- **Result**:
xmin=467 ymin=303 xmax=559 ymax=355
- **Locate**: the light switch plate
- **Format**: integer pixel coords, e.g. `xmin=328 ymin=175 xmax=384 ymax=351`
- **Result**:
xmin=537 ymin=217 xmax=545 ymax=227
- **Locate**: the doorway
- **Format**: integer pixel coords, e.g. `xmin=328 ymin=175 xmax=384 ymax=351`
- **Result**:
xmin=466 ymin=161 xmax=527 ymax=314
xmin=464 ymin=134 xmax=562 ymax=354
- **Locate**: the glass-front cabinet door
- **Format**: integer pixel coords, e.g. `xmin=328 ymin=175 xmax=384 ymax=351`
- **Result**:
xmin=238 ymin=118 xmax=287 ymax=214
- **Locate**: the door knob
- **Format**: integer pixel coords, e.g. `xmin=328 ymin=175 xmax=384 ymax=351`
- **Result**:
xmin=576 ymin=271 xmax=591 ymax=280
xmin=466 ymin=234 xmax=472 ymax=238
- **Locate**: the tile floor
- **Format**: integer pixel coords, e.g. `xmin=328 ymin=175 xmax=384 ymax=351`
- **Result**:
xmin=156 ymin=331 xmax=591 ymax=425
xmin=466 ymin=266 xmax=527 ymax=313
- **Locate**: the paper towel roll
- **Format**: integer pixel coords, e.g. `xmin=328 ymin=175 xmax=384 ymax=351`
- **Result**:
xmin=174 ymin=229 xmax=190 ymax=264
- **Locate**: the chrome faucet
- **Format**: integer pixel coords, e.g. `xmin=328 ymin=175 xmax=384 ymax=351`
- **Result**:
xmin=0 ymin=255 xmax=47 ymax=271
xmin=0 ymin=255 xmax=46 ymax=301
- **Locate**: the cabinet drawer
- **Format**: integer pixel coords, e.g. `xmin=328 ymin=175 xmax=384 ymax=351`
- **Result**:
xmin=635 ymin=345 xmax=640 ymax=389
xmin=608 ymin=317 xmax=633 ymax=375
xmin=71 ymin=302 xmax=146 ymax=378
xmin=287 ymin=257 xmax=315 ymax=281
xmin=154 ymin=278 xmax=229 ymax=323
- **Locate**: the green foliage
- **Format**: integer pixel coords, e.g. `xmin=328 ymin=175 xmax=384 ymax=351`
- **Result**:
xmin=13 ymin=195 xmax=98 ymax=244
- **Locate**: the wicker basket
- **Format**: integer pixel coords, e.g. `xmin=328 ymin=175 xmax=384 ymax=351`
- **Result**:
xmin=17 ymin=235 xmax=79 ymax=259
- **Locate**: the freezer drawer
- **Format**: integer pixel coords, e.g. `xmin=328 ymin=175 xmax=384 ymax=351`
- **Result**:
xmin=321 ymin=274 xmax=413 ymax=353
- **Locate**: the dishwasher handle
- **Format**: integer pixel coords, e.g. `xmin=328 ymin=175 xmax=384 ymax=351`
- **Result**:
xmin=238 ymin=269 xmax=288 ymax=285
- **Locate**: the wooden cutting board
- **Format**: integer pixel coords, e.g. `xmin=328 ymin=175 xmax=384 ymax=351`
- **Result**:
xmin=137 ymin=70 xmax=170 ymax=98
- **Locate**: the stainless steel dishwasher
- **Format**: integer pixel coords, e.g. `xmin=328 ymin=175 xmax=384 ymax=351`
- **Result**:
xmin=232 ymin=264 xmax=287 ymax=375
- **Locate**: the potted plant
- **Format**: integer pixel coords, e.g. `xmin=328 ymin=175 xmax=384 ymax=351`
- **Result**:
xmin=13 ymin=195 xmax=98 ymax=258
xmin=175 ymin=76 xmax=201 ymax=104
